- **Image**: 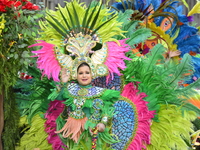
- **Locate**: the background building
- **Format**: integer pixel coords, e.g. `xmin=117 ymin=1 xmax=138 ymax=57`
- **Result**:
xmin=31 ymin=0 xmax=200 ymax=26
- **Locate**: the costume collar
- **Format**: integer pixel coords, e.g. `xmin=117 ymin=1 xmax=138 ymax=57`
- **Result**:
xmin=79 ymin=84 xmax=92 ymax=89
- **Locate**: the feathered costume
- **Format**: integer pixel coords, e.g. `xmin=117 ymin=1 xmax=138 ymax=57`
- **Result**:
xmin=15 ymin=0 xmax=200 ymax=150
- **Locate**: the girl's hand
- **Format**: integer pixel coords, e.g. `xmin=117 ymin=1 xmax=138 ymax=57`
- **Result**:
xmin=61 ymin=68 xmax=70 ymax=83
xmin=96 ymin=123 xmax=105 ymax=132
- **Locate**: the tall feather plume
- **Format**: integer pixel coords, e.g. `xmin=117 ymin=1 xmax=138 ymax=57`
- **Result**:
xmin=40 ymin=3 xmax=109 ymax=56
xmin=46 ymin=11 xmax=70 ymax=37
xmin=30 ymin=40 xmax=61 ymax=82
xmin=105 ymin=39 xmax=131 ymax=83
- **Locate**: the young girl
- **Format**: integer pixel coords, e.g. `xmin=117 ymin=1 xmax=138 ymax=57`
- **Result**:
xmin=52 ymin=62 xmax=122 ymax=149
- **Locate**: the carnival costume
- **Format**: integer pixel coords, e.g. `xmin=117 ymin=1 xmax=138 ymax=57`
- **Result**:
xmin=15 ymin=0 xmax=200 ymax=150
xmin=16 ymin=1 xmax=154 ymax=149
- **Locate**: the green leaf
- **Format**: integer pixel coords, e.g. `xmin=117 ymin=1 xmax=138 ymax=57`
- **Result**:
xmin=33 ymin=15 xmax=38 ymax=19
xmin=32 ymin=32 xmax=36 ymax=37
xmin=28 ymin=15 xmax=31 ymax=21
xmin=14 ymin=53 xmax=18 ymax=59
xmin=18 ymin=44 xmax=28 ymax=48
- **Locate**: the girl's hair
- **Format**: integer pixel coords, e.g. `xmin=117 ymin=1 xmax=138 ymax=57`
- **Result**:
xmin=77 ymin=62 xmax=91 ymax=72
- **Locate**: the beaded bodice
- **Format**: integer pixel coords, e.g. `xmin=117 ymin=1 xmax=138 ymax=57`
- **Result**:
xmin=66 ymin=83 xmax=106 ymax=120
xmin=67 ymin=83 xmax=106 ymax=98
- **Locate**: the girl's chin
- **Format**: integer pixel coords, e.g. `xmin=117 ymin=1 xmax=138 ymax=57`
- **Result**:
xmin=80 ymin=84 xmax=90 ymax=86
xmin=79 ymin=82 xmax=90 ymax=86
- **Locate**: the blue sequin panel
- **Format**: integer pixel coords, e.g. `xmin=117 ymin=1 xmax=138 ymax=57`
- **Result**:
xmin=92 ymin=73 xmax=121 ymax=91
xmin=112 ymin=100 xmax=136 ymax=150
xmin=68 ymin=83 xmax=104 ymax=97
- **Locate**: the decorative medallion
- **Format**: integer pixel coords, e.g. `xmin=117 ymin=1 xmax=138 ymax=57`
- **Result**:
xmin=70 ymin=98 xmax=86 ymax=119
xmin=78 ymin=88 xmax=89 ymax=96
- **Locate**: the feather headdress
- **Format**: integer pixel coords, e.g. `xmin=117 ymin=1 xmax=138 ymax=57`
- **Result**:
xmin=30 ymin=0 xmax=130 ymax=81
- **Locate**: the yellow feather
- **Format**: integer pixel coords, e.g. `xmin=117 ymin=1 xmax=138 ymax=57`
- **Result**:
xmin=147 ymin=105 xmax=196 ymax=150
xmin=181 ymin=0 xmax=190 ymax=10
xmin=188 ymin=1 xmax=200 ymax=16
xmin=147 ymin=23 xmax=179 ymax=63
xmin=16 ymin=115 xmax=52 ymax=150
xmin=38 ymin=0 xmax=124 ymax=46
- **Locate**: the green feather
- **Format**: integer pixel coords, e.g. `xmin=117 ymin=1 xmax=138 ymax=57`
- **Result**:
xmin=84 ymin=2 xmax=99 ymax=34
xmin=91 ymin=15 xmax=117 ymax=35
xmin=82 ymin=1 xmax=92 ymax=31
xmin=58 ymin=7 xmax=72 ymax=33
xmin=169 ymin=54 xmax=193 ymax=85
xmin=116 ymin=10 xmax=134 ymax=24
xmin=182 ymin=102 xmax=200 ymax=116
xmin=144 ymin=44 xmax=166 ymax=71
xmin=89 ymin=3 xmax=103 ymax=31
xmin=176 ymin=78 xmax=200 ymax=97
xmin=46 ymin=12 xmax=71 ymax=35
xmin=72 ymin=2 xmax=81 ymax=32
xmin=126 ymin=27 xmax=152 ymax=47
xmin=121 ymin=0 xmax=127 ymax=10
xmin=66 ymin=5 xmax=76 ymax=33
xmin=46 ymin=18 xmax=67 ymax=37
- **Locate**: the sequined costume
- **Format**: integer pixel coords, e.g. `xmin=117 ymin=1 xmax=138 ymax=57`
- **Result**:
xmin=15 ymin=1 xmax=154 ymax=149
xmin=45 ymin=82 xmax=135 ymax=149
xmin=15 ymin=0 xmax=200 ymax=150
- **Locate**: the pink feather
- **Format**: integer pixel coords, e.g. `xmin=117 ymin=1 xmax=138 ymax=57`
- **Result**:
xmin=121 ymin=82 xmax=155 ymax=150
xmin=105 ymin=39 xmax=131 ymax=83
xmin=29 ymin=40 xmax=61 ymax=82
xmin=44 ymin=100 xmax=66 ymax=150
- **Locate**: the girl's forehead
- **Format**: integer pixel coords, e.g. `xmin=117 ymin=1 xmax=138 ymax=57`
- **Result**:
xmin=78 ymin=66 xmax=91 ymax=72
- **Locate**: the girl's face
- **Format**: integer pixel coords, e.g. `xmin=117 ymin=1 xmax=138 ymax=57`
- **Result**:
xmin=77 ymin=65 xmax=92 ymax=86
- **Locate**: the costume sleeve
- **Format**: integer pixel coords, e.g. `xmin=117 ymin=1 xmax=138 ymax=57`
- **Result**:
xmin=47 ymin=86 xmax=65 ymax=100
xmin=48 ymin=82 xmax=71 ymax=101
xmin=100 ymin=89 xmax=120 ymax=124
xmin=101 ymin=89 xmax=120 ymax=103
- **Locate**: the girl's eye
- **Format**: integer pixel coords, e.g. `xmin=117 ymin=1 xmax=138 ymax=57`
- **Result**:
xmin=78 ymin=72 xmax=83 ymax=75
xmin=86 ymin=72 xmax=90 ymax=74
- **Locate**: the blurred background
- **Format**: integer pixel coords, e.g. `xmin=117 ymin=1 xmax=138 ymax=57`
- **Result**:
xmin=30 ymin=0 xmax=200 ymax=26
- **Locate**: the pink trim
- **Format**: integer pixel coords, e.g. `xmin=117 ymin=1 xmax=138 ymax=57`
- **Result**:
xmin=29 ymin=40 xmax=61 ymax=82
xmin=44 ymin=100 xmax=66 ymax=150
xmin=121 ymin=82 xmax=155 ymax=150
xmin=105 ymin=39 xmax=131 ymax=83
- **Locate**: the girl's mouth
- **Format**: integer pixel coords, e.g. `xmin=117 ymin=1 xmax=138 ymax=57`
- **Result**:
xmin=82 ymin=79 xmax=87 ymax=81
